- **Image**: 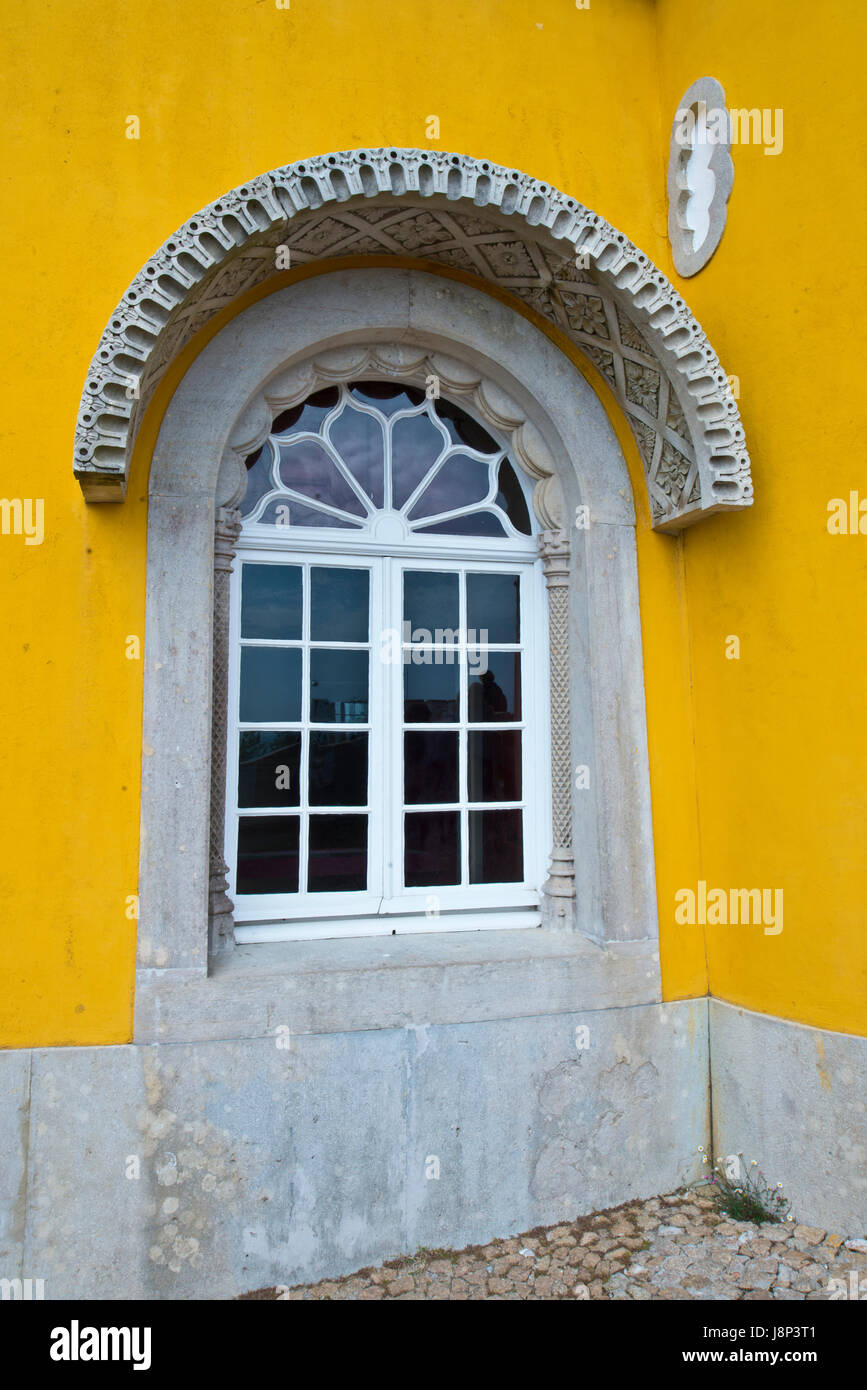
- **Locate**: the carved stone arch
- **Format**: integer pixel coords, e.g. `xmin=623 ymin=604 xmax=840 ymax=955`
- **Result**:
xmin=76 ymin=148 xmax=752 ymax=531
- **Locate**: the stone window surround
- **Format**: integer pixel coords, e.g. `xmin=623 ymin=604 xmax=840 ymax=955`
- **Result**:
xmin=135 ymin=267 xmax=659 ymax=1043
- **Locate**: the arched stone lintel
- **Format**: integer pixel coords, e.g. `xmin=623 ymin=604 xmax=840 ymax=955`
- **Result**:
xmin=75 ymin=148 xmax=752 ymax=531
xmin=150 ymin=270 xmax=636 ymax=531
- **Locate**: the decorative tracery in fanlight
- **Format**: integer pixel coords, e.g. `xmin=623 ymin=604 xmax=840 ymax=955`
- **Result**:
xmin=239 ymin=382 xmax=533 ymax=541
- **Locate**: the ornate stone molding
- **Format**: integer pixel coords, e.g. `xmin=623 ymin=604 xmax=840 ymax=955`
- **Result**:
xmin=219 ymin=340 xmax=566 ymax=530
xmin=75 ymin=148 xmax=751 ymax=530
xmin=538 ymin=528 xmax=575 ymax=929
xmin=208 ymin=505 xmax=242 ymax=955
xmin=667 ymin=77 xmax=734 ymax=278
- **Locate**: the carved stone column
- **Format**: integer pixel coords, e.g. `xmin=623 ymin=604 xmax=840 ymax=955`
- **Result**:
xmin=209 ymin=506 xmax=242 ymax=955
xmin=538 ymin=528 xmax=576 ymax=927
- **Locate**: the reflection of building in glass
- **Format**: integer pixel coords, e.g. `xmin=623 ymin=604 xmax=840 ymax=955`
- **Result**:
xmin=468 ymin=670 xmax=507 ymax=720
xmin=311 ymin=697 xmax=368 ymax=722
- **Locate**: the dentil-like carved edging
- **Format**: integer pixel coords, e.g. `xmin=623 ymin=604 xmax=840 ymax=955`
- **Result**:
xmin=74 ymin=148 xmax=752 ymax=531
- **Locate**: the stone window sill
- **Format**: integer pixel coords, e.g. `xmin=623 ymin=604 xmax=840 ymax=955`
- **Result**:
xmin=134 ymin=927 xmax=660 ymax=1044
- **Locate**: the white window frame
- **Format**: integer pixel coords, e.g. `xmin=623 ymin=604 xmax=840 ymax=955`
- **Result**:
xmin=226 ymin=521 xmax=550 ymax=942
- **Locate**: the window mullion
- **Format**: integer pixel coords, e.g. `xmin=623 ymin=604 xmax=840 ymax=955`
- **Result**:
xmin=384 ymin=554 xmax=399 ymax=907
xmin=300 ymin=561 xmax=311 ymax=896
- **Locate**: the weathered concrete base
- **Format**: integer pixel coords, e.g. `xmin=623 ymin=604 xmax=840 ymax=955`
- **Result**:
xmin=1 ymin=998 xmax=708 ymax=1300
xmin=6 ymin=997 xmax=865 ymax=1299
xmin=710 ymin=1000 xmax=867 ymax=1235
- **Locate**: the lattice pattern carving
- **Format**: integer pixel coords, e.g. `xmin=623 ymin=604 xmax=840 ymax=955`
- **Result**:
xmin=538 ymin=528 xmax=575 ymax=922
xmin=208 ymin=505 xmax=242 ymax=954
xmin=74 ymin=149 xmax=751 ymax=529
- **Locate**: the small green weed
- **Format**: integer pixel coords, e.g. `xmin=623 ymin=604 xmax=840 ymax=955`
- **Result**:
xmin=699 ymin=1147 xmax=792 ymax=1224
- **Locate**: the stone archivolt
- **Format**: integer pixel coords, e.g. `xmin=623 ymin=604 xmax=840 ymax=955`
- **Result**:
xmin=221 ymin=341 xmax=567 ymax=532
xmin=75 ymin=148 xmax=751 ymax=530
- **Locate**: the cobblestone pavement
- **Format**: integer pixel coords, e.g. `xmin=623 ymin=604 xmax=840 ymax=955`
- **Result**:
xmin=243 ymin=1188 xmax=867 ymax=1300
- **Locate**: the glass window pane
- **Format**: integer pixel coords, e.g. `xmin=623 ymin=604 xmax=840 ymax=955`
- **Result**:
xmin=391 ymin=413 xmax=446 ymax=510
xmin=495 ymin=458 xmax=532 ymax=535
xmin=310 ymin=650 xmax=368 ymax=722
xmin=413 ymin=512 xmax=506 ymax=537
xmin=271 ymin=387 xmax=339 ymax=436
xmin=311 ymin=567 xmax=369 ymax=643
xmin=239 ymin=444 xmax=275 ymax=518
xmin=403 ymin=571 xmax=459 ymax=640
xmin=467 ymin=653 xmax=522 ymax=722
xmin=404 ymin=811 xmax=461 ymax=887
xmin=467 ymin=731 xmax=522 ymax=802
xmin=308 ymin=815 xmax=367 ymax=892
xmin=404 ymin=654 xmax=460 ymax=722
xmin=469 ymin=809 xmax=524 ymax=883
xmin=276 ymin=438 xmax=367 ymax=517
xmin=467 ymin=572 xmax=521 ymax=644
xmin=408 ymin=454 xmax=491 ymax=521
xmin=240 ymin=648 xmax=302 ymax=723
xmin=238 ymin=732 xmax=300 ymax=808
xmin=328 ymin=406 xmax=384 ymax=508
xmin=309 ymin=732 xmax=368 ymax=807
xmin=434 ymin=397 xmax=500 ymax=453
xmin=237 ymin=816 xmax=299 ymax=894
xmin=404 ymin=731 xmax=459 ymax=804
xmin=241 ymin=564 xmax=302 ymax=640
xmin=349 ymin=380 xmax=425 ymax=414
xmin=258 ymin=498 xmax=362 ymax=529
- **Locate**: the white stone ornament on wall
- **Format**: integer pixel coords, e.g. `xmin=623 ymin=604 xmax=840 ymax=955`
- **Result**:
xmin=667 ymin=78 xmax=735 ymax=278
xmin=74 ymin=148 xmax=752 ymax=530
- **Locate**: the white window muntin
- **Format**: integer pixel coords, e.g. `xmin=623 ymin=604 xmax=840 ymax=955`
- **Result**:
xmin=226 ymin=541 xmax=550 ymax=940
xmin=238 ymin=382 xmax=535 ymax=546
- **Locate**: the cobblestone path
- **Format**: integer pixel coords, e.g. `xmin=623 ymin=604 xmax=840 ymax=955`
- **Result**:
xmin=240 ymin=1188 xmax=867 ymax=1300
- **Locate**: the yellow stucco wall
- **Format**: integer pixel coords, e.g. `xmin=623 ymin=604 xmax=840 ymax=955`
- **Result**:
xmin=656 ymin=0 xmax=867 ymax=1032
xmin=0 ymin=0 xmax=862 ymax=1046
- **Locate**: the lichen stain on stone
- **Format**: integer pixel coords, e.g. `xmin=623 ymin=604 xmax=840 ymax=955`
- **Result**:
xmin=140 ymin=1053 xmax=246 ymax=1279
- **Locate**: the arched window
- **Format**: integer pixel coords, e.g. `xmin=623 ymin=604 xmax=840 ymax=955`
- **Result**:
xmin=226 ymin=381 xmax=548 ymax=941
xmin=133 ymin=267 xmax=664 ymax=998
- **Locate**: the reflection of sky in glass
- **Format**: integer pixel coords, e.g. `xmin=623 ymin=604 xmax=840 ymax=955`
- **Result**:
xmin=415 ymin=512 xmax=506 ymax=537
xmin=277 ymin=438 xmax=367 ymax=516
xmin=241 ymin=563 xmax=302 ymax=640
xmin=311 ymin=567 xmax=369 ymax=643
xmin=328 ymin=407 xmax=384 ymax=507
xmin=239 ymin=384 xmax=533 ymax=536
xmin=240 ymin=443 xmax=277 ymax=517
xmin=259 ymin=498 xmax=361 ymax=528
xmin=391 ymin=413 xmax=445 ymax=508
xmin=408 ymin=455 xmax=490 ymax=520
